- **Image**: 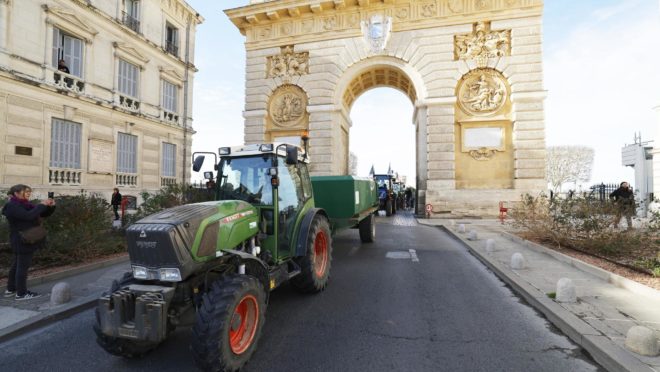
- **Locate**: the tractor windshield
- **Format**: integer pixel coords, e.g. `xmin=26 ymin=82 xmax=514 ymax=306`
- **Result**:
xmin=218 ymin=156 xmax=273 ymax=205
xmin=374 ymin=175 xmax=390 ymax=190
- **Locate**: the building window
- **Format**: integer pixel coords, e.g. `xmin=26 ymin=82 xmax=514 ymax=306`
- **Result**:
xmin=117 ymin=132 xmax=138 ymax=173
xmin=122 ymin=0 xmax=140 ymax=33
xmin=52 ymin=28 xmax=83 ymax=77
xmin=162 ymin=143 xmax=176 ymax=177
xmin=118 ymin=59 xmax=139 ymax=98
xmin=162 ymin=80 xmax=178 ymax=113
xmin=165 ymin=23 xmax=179 ymax=56
xmin=50 ymin=118 xmax=82 ymax=169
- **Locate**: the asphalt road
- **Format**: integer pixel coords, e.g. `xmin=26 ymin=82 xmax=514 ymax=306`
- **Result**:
xmin=0 ymin=211 xmax=603 ymax=372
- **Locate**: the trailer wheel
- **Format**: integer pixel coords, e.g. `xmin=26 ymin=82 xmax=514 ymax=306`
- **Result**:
xmin=192 ymin=274 xmax=266 ymax=372
xmin=385 ymin=199 xmax=393 ymax=216
xmin=359 ymin=213 xmax=375 ymax=243
xmin=292 ymin=215 xmax=332 ymax=293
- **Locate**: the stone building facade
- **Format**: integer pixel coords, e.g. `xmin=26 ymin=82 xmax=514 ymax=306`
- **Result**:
xmin=0 ymin=0 xmax=202 ymax=202
xmin=226 ymin=0 xmax=546 ymax=216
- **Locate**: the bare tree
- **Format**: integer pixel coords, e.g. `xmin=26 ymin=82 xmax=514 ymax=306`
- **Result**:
xmin=546 ymin=146 xmax=594 ymax=192
xmin=349 ymin=152 xmax=358 ymax=176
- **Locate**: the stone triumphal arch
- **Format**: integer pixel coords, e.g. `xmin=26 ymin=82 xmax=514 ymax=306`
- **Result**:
xmin=226 ymin=0 xmax=546 ymax=216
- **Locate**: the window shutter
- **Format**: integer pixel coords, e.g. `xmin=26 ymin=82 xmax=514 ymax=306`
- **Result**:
xmin=52 ymin=28 xmax=61 ymax=68
xmin=50 ymin=118 xmax=82 ymax=169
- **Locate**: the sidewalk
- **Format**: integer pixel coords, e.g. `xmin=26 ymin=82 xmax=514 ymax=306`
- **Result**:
xmin=0 ymin=255 xmax=130 ymax=343
xmin=418 ymin=218 xmax=660 ymax=372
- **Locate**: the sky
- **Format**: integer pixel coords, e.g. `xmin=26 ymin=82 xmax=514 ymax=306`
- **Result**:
xmin=187 ymin=0 xmax=660 ymax=189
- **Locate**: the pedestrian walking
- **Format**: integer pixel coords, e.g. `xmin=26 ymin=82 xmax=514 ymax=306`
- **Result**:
xmin=111 ymin=188 xmax=122 ymax=220
xmin=609 ymin=181 xmax=634 ymax=229
xmin=2 ymin=184 xmax=56 ymax=300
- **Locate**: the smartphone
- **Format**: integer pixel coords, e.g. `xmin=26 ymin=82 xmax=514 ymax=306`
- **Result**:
xmin=48 ymin=192 xmax=54 ymax=199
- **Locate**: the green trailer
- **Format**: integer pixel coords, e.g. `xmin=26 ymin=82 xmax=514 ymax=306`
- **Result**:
xmin=311 ymin=175 xmax=379 ymax=242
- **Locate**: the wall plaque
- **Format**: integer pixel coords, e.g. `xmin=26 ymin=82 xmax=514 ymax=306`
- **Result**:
xmin=88 ymin=139 xmax=113 ymax=173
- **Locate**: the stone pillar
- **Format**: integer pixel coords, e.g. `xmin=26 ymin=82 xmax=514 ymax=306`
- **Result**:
xmin=511 ymin=91 xmax=547 ymax=192
xmin=652 ymin=105 xmax=660 ymax=201
xmin=307 ymin=104 xmax=346 ymax=176
xmin=243 ymin=110 xmax=267 ymax=145
xmin=424 ymin=98 xmax=457 ymax=212
xmin=0 ymin=0 xmax=9 ymax=67
xmin=414 ymin=105 xmax=428 ymax=213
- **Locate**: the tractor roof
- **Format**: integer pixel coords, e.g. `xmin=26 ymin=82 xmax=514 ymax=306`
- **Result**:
xmin=219 ymin=143 xmax=309 ymax=163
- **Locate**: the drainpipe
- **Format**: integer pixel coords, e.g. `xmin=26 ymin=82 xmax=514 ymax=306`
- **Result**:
xmin=182 ymin=18 xmax=191 ymax=185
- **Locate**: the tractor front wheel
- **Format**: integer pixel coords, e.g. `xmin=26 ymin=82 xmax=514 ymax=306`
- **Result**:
xmin=292 ymin=215 xmax=332 ymax=293
xmin=191 ymin=274 xmax=266 ymax=372
xmin=385 ymin=199 xmax=393 ymax=216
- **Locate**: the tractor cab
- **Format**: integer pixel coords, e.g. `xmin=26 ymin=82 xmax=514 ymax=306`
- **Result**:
xmin=193 ymin=143 xmax=312 ymax=264
xmin=373 ymin=173 xmax=397 ymax=216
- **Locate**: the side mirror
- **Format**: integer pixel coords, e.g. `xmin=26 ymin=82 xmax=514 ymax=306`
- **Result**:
xmin=285 ymin=145 xmax=298 ymax=165
xmin=193 ymin=155 xmax=205 ymax=172
xmin=203 ymin=171 xmax=214 ymax=180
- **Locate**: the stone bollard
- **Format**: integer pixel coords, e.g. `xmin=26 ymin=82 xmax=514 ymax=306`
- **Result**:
xmin=556 ymin=278 xmax=576 ymax=303
xmin=625 ymin=326 xmax=659 ymax=356
xmin=486 ymin=239 xmax=496 ymax=253
xmin=50 ymin=282 xmax=72 ymax=305
xmin=467 ymin=230 xmax=478 ymax=241
xmin=511 ymin=252 xmax=526 ymax=270
xmin=457 ymin=224 xmax=466 ymax=233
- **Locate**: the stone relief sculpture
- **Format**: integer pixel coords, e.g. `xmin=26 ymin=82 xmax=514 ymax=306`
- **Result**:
xmin=361 ymin=14 xmax=392 ymax=54
xmin=455 ymin=21 xmax=510 ymax=67
xmin=269 ymin=85 xmax=307 ymax=128
xmin=469 ymin=148 xmax=497 ymax=161
xmin=266 ymin=45 xmax=309 ymax=79
xmin=457 ymin=69 xmax=508 ymax=116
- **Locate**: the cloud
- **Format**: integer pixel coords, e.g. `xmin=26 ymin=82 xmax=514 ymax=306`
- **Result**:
xmin=545 ymin=7 xmax=660 ymax=185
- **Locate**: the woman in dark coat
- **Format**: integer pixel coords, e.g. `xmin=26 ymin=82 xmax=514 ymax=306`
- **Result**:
xmin=2 ymin=184 xmax=56 ymax=300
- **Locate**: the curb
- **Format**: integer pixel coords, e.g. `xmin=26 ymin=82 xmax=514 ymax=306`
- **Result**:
xmin=438 ymin=225 xmax=654 ymax=372
xmin=1 ymin=254 xmax=129 ymax=291
xmin=0 ymin=293 xmax=99 ymax=344
xmin=497 ymin=230 xmax=660 ymax=300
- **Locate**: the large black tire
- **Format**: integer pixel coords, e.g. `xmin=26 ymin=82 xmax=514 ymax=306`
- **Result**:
xmin=385 ymin=199 xmax=393 ymax=217
xmin=191 ymin=274 xmax=266 ymax=372
xmin=358 ymin=213 xmax=375 ymax=243
xmin=291 ymin=215 xmax=332 ymax=293
xmin=94 ymin=272 xmax=159 ymax=358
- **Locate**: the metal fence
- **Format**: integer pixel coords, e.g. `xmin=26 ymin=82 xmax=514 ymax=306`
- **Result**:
xmin=588 ymin=183 xmax=620 ymax=202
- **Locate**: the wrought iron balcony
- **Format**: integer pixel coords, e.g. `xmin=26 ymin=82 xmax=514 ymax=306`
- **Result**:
xmin=165 ymin=41 xmax=178 ymax=56
xmin=122 ymin=12 xmax=140 ymax=33
xmin=53 ymin=71 xmax=85 ymax=93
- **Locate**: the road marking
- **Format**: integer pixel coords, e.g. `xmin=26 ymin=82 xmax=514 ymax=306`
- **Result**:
xmin=386 ymin=251 xmax=411 ymax=259
xmin=409 ymin=249 xmax=419 ymax=263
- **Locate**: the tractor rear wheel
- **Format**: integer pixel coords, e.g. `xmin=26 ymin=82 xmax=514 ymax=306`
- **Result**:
xmin=291 ymin=215 xmax=332 ymax=293
xmin=358 ymin=213 xmax=375 ymax=243
xmin=385 ymin=199 xmax=393 ymax=216
xmin=191 ymin=274 xmax=266 ymax=372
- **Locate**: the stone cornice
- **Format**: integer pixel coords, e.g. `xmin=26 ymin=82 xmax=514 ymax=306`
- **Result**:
xmin=160 ymin=0 xmax=205 ymax=25
xmin=225 ymin=0 xmax=543 ymax=50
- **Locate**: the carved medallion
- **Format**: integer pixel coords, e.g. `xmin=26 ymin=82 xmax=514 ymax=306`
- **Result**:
xmin=421 ymin=3 xmax=436 ymax=18
xmin=280 ymin=23 xmax=293 ymax=35
xmin=457 ymin=69 xmax=508 ymax=116
xmin=360 ymin=15 xmax=392 ymax=54
xmin=455 ymin=21 xmax=511 ymax=67
xmin=347 ymin=13 xmax=360 ymax=28
xmin=266 ymin=45 xmax=309 ymax=79
xmin=269 ymin=85 xmax=307 ymax=128
xmin=323 ymin=16 xmax=337 ymax=30
xmin=448 ymin=0 xmax=464 ymax=13
xmin=395 ymin=7 xmax=410 ymax=20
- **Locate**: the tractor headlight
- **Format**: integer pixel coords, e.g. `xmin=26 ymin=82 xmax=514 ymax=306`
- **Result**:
xmin=259 ymin=144 xmax=274 ymax=152
xmin=159 ymin=268 xmax=182 ymax=282
xmin=132 ymin=265 xmax=148 ymax=280
xmin=219 ymin=147 xmax=231 ymax=155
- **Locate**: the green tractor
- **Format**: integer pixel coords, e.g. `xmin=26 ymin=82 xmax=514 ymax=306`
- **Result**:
xmin=94 ymin=142 xmax=378 ymax=371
